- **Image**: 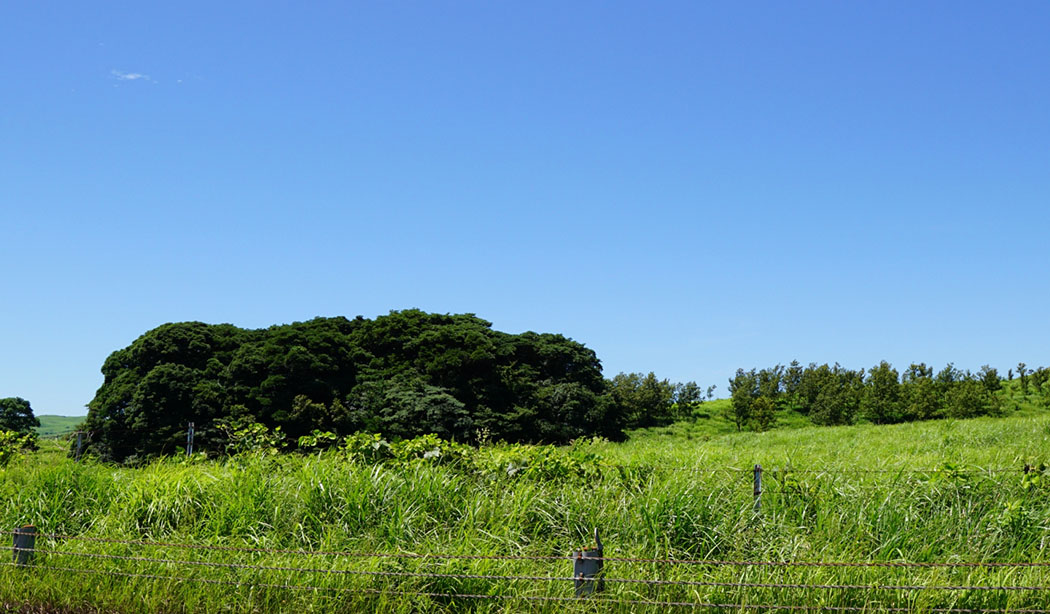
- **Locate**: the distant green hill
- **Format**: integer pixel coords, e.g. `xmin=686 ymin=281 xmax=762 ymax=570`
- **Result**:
xmin=35 ymin=415 xmax=85 ymax=438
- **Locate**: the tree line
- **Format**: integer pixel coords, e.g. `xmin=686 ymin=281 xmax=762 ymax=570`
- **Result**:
xmin=81 ymin=310 xmax=704 ymax=462
xmin=727 ymin=360 xmax=1049 ymax=432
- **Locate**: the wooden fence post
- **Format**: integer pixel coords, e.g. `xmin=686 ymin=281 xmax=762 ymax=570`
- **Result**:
xmin=13 ymin=525 xmax=36 ymax=567
xmin=753 ymin=464 xmax=763 ymax=515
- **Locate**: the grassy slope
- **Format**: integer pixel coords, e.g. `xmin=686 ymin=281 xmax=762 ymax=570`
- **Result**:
xmin=34 ymin=415 xmax=85 ymax=438
xmin=3 ymin=409 xmax=1050 ymax=613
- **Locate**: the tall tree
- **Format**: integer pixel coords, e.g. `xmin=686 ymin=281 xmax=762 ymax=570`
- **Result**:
xmin=1017 ymin=362 xmax=1029 ymax=396
xmin=978 ymin=365 xmax=1001 ymax=394
xmin=809 ymin=364 xmax=863 ymax=426
xmin=0 ymin=397 xmax=40 ymax=433
xmin=672 ymin=381 xmax=702 ymax=420
xmin=751 ymin=396 xmax=776 ymax=432
xmin=609 ymin=372 xmax=676 ymax=429
xmin=945 ymin=378 xmax=1000 ymax=418
xmin=727 ymin=369 xmax=758 ymax=431
xmin=861 ymin=361 xmax=902 ymax=424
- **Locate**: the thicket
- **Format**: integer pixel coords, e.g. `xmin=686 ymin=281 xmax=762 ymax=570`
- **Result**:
xmin=727 ymin=360 xmax=1050 ymax=431
xmin=83 ymin=311 xmax=709 ymax=463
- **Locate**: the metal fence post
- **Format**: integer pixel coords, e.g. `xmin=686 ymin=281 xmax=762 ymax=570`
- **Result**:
xmin=13 ymin=525 xmax=36 ymax=567
xmin=753 ymin=464 xmax=763 ymax=515
xmin=572 ymin=528 xmax=604 ymax=596
xmin=187 ymin=422 xmax=195 ymax=457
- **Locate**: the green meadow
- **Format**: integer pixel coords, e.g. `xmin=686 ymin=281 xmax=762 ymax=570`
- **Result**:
xmin=3 ymin=406 xmax=1050 ymax=613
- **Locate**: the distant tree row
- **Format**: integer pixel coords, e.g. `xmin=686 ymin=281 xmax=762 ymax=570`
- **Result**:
xmin=83 ymin=311 xmax=707 ymax=462
xmin=727 ymin=361 xmax=1049 ymax=431
xmin=606 ymin=372 xmax=708 ymax=429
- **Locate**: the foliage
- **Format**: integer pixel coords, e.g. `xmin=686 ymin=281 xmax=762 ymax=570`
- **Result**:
xmin=0 ymin=397 xmax=40 ymax=434
xmin=338 ymin=431 xmax=605 ymax=481
xmin=729 ymin=360 xmax=1030 ymax=430
xmin=608 ymin=372 xmax=676 ymax=428
xmin=751 ymin=396 xmax=776 ymax=432
xmin=945 ymin=379 xmax=1001 ymax=419
xmin=726 ymin=369 xmax=756 ymax=431
xmin=214 ymin=418 xmax=287 ymax=455
xmin=861 ymin=361 xmax=902 ymax=424
xmin=0 ymin=429 xmax=36 ymax=467
xmin=296 ymin=429 xmax=338 ymax=451
xmin=83 ymin=311 xmax=622 ymax=461
xmin=341 ymin=431 xmax=393 ymax=463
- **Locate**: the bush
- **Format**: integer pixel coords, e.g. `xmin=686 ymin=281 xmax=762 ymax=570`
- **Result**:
xmin=214 ymin=418 xmax=287 ymax=455
xmin=342 ymin=432 xmax=392 ymax=463
xmin=0 ymin=429 xmax=35 ymax=467
xmin=337 ymin=431 xmax=605 ymax=482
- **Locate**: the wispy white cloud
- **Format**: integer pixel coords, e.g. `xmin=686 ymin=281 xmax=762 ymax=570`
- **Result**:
xmin=111 ymin=70 xmax=153 ymax=82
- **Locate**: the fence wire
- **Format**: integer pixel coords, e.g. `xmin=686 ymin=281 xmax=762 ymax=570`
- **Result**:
xmin=8 ymin=548 xmax=1050 ymax=593
xmin=14 ymin=532 xmax=1050 ymax=568
xmin=4 ymin=562 xmax=1050 ymax=613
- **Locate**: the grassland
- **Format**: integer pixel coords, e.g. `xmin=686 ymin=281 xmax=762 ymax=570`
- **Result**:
xmin=33 ymin=416 xmax=84 ymax=439
xmin=2 ymin=407 xmax=1049 ymax=613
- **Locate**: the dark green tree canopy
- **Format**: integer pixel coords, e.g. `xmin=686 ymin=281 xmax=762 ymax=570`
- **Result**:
xmin=83 ymin=311 xmax=624 ymax=461
xmin=0 ymin=397 xmax=40 ymax=433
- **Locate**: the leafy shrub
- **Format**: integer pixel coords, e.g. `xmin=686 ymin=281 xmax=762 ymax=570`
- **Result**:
xmin=337 ymin=431 xmax=605 ymax=481
xmin=214 ymin=418 xmax=287 ymax=455
xmin=297 ymin=429 xmax=338 ymax=451
xmin=0 ymin=429 xmax=35 ymax=467
xmin=389 ymin=433 xmax=472 ymax=466
xmin=341 ymin=432 xmax=392 ymax=463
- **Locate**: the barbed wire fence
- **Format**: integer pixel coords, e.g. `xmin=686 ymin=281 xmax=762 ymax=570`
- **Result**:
xmin=6 ymin=527 xmax=1050 ymax=612
xmin=6 ymin=455 xmax=1049 ymax=611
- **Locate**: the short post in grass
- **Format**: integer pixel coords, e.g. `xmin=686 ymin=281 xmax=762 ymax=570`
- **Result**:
xmin=753 ymin=464 xmax=763 ymax=515
xmin=74 ymin=431 xmax=83 ymax=462
xmin=13 ymin=525 xmax=37 ymax=567
xmin=572 ymin=528 xmax=604 ymax=596
xmin=187 ymin=422 xmax=195 ymax=457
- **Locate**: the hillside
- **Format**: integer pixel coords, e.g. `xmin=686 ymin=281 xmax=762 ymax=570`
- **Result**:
xmin=34 ymin=414 xmax=83 ymax=438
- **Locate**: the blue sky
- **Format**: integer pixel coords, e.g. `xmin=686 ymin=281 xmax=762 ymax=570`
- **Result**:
xmin=2 ymin=2 xmax=1048 ymax=416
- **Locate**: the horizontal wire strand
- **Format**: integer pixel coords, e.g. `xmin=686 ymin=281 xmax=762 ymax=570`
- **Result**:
xmin=8 ymin=551 xmax=1050 ymax=592
xmin=5 ymin=563 xmax=1050 ymax=613
xmin=13 ymin=533 xmax=1050 ymax=568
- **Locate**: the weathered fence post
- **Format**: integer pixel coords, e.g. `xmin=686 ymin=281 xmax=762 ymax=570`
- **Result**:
xmin=753 ymin=464 xmax=763 ymax=515
xmin=13 ymin=525 xmax=36 ymax=567
xmin=572 ymin=528 xmax=604 ymax=596
xmin=187 ymin=422 xmax=195 ymax=457
xmin=74 ymin=431 xmax=83 ymax=462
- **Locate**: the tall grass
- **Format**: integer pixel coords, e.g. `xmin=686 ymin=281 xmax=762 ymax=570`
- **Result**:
xmin=2 ymin=413 xmax=1049 ymax=613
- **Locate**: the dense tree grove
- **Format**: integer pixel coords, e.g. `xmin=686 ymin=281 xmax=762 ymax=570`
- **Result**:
xmin=85 ymin=311 xmax=678 ymax=462
xmin=0 ymin=397 xmax=39 ymax=434
xmin=607 ymin=372 xmax=702 ymax=429
xmin=727 ymin=360 xmax=1049 ymax=431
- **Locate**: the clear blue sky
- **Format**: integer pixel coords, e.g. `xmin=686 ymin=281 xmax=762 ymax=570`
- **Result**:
xmin=2 ymin=2 xmax=1048 ymax=416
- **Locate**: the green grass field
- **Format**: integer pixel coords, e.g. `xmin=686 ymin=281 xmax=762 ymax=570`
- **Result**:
xmin=33 ymin=415 xmax=85 ymax=439
xmin=3 ymin=403 xmax=1050 ymax=613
